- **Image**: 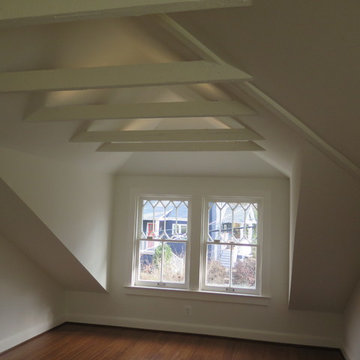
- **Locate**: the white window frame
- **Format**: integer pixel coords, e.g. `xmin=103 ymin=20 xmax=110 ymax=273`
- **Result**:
xmin=200 ymin=196 xmax=263 ymax=296
xmin=131 ymin=194 xmax=264 ymax=297
xmin=132 ymin=195 xmax=191 ymax=290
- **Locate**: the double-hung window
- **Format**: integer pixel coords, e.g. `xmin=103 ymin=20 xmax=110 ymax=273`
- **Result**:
xmin=134 ymin=197 xmax=190 ymax=289
xmin=132 ymin=195 xmax=263 ymax=296
xmin=202 ymin=198 xmax=261 ymax=295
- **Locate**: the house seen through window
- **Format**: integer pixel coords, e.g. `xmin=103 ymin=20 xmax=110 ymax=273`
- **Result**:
xmin=204 ymin=201 xmax=259 ymax=292
xmin=133 ymin=196 xmax=262 ymax=295
xmin=136 ymin=199 xmax=189 ymax=287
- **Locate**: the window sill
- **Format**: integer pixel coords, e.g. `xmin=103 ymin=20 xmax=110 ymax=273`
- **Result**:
xmin=124 ymin=286 xmax=270 ymax=306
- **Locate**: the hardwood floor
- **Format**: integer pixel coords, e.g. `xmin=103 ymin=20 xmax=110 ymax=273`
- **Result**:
xmin=0 ymin=323 xmax=345 ymax=360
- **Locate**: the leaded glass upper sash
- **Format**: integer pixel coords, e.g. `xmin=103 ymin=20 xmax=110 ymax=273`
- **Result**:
xmin=139 ymin=199 xmax=189 ymax=240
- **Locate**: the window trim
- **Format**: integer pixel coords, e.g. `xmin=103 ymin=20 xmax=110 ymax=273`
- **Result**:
xmin=124 ymin=285 xmax=270 ymax=306
xmin=130 ymin=193 xmax=267 ymax=300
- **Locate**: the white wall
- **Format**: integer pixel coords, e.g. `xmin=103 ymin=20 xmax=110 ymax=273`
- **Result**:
xmin=290 ymin=144 xmax=360 ymax=312
xmin=66 ymin=175 xmax=343 ymax=348
xmin=0 ymin=148 xmax=113 ymax=289
xmin=0 ymin=235 xmax=64 ymax=353
xmin=344 ymin=280 xmax=360 ymax=360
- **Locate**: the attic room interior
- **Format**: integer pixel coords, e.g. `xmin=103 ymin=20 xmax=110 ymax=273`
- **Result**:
xmin=0 ymin=1 xmax=359 ymax=359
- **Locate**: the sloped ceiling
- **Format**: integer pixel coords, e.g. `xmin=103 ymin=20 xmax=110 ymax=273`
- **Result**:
xmin=0 ymin=179 xmax=106 ymax=292
xmin=172 ymin=0 xmax=360 ymax=168
xmin=0 ymin=1 xmax=359 ymax=312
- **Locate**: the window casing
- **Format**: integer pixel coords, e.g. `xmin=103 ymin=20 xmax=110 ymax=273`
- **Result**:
xmin=132 ymin=195 xmax=263 ymax=296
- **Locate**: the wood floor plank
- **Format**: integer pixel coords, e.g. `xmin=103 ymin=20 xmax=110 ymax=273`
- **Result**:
xmin=0 ymin=323 xmax=345 ymax=360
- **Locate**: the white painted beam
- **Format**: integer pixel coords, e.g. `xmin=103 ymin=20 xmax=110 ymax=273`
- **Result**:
xmin=157 ymin=14 xmax=226 ymax=64
xmin=71 ymin=128 xmax=262 ymax=143
xmin=97 ymin=141 xmax=263 ymax=152
xmin=0 ymin=1 xmax=251 ymax=27
xmin=26 ymin=101 xmax=255 ymax=122
xmin=0 ymin=61 xmax=251 ymax=93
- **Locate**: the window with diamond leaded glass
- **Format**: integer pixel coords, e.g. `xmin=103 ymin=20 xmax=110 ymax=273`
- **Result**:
xmin=202 ymin=199 xmax=261 ymax=295
xmin=134 ymin=198 xmax=190 ymax=288
xmin=132 ymin=195 xmax=263 ymax=296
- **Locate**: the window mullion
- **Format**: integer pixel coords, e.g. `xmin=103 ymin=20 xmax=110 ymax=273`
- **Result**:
xmin=229 ymin=244 xmax=233 ymax=290
xmin=189 ymin=195 xmax=202 ymax=291
xmin=160 ymin=239 xmax=164 ymax=284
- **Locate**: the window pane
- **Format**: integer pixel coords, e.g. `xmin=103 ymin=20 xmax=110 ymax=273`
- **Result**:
xmin=231 ymin=246 xmax=257 ymax=289
xmin=241 ymin=203 xmax=258 ymax=245
xmin=139 ymin=240 xmax=161 ymax=282
xmin=140 ymin=199 xmax=188 ymax=240
xmin=162 ymin=242 xmax=186 ymax=284
xmin=208 ymin=201 xmax=258 ymax=244
xmin=206 ymin=244 xmax=230 ymax=286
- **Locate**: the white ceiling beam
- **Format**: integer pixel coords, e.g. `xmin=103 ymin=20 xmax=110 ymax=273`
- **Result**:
xmin=71 ymin=128 xmax=263 ymax=143
xmin=0 ymin=0 xmax=251 ymax=27
xmin=26 ymin=100 xmax=255 ymax=122
xmin=157 ymin=14 xmax=226 ymax=64
xmin=97 ymin=141 xmax=263 ymax=152
xmin=0 ymin=61 xmax=251 ymax=93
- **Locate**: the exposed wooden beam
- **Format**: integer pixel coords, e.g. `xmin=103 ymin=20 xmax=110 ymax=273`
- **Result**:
xmin=71 ymin=128 xmax=262 ymax=143
xmin=0 ymin=61 xmax=251 ymax=93
xmin=97 ymin=141 xmax=263 ymax=152
xmin=26 ymin=101 xmax=255 ymax=122
xmin=0 ymin=1 xmax=251 ymax=27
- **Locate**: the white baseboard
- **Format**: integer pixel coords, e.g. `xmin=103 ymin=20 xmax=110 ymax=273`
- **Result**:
xmin=66 ymin=313 xmax=341 ymax=349
xmin=0 ymin=316 xmax=65 ymax=354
